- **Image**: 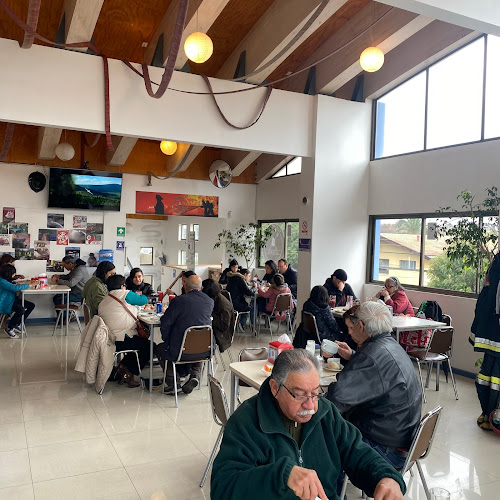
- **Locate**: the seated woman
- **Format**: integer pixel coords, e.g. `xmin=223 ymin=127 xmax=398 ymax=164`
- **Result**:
xmin=202 ymin=278 xmax=233 ymax=353
xmin=82 ymin=261 xmax=116 ymax=318
xmin=125 ymin=268 xmax=153 ymax=296
xmin=375 ymin=277 xmax=414 ymax=316
xmin=226 ymin=268 xmax=255 ymax=326
xmin=293 ymin=285 xmax=342 ymax=348
xmin=98 ymin=274 xmax=151 ymax=387
xmin=0 ymin=254 xmax=25 ymax=279
xmin=261 ymin=260 xmax=278 ymax=283
xmin=256 ymin=273 xmax=294 ymax=315
xmin=0 ymin=264 xmax=35 ymax=338
xmin=219 ymin=259 xmax=239 ymax=285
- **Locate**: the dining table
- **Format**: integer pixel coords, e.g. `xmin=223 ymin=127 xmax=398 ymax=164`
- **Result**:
xmin=138 ymin=311 xmax=163 ymax=394
xmin=228 ymin=358 xmax=338 ymax=415
xmin=331 ymin=307 xmax=446 ymax=342
xmin=21 ymin=284 xmax=71 ymax=337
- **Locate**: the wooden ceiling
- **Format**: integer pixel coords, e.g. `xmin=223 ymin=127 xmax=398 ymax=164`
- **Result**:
xmin=0 ymin=0 xmax=474 ymax=183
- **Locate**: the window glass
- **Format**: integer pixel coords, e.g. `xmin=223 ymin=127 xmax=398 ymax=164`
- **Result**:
xmin=260 ymin=222 xmax=285 ymax=266
xmin=190 ymin=224 xmax=199 ymax=241
xmin=372 ymin=218 xmax=421 ymax=286
xmin=179 ymin=224 xmax=187 ymax=241
xmin=272 ymin=167 xmax=286 ymax=178
xmin=287 ymin=157 xmax=302 ymax=175
xmin=427 ymin=38 xmax=484 ymax=149
xmin=485 ymin=35 xmax=500 ymax=139
xmin=374 ymin=72 xmax=426 ymax=158
xmin=285 ymin=222 xmax=299 ymax=269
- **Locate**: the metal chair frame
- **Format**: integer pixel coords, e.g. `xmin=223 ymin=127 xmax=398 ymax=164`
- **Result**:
xmin=161 ymin=325 xmax=215 ymax=408
xmin=199 ymin=375 xmax=230 ymax=487
xmin=236 ymin=347 xmax=268 ymax=404
xmin=53 ymin=300 xmax=85 ymax=335
xmin=302 ymin=311 xmax=322 ymax=345
xmin=408 ymin=327 xmax=458 ymax=403
xmin=257 ymin=292 xmax=294 ymax=339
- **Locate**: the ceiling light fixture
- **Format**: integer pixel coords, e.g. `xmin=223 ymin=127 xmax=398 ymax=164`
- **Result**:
xmin=160 ymin=141 xmax=177 ymax=155
xmin=359 ymin=46 xmax=384 ymax=72
xmin=184 ymin=32 xmax=213 ymax=64
xmin=55 ymin=130 xmax=75 ymax=161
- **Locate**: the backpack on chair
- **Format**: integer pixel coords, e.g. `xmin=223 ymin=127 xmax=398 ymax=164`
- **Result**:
xmin=417 ymin=300 xmax=443 ymax=322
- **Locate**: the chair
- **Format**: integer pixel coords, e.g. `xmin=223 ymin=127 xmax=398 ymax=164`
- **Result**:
xmin=258 ymin=292 xmax=294 ymax=339
xmin=199 ymin=375 xmax=230 ymax=487
xmin=102 ymin=349 xmax=142 ymax=394
xmin=237 ymin=347 xmax=268 ymax=404
xmin=302 ymin=311 xmax=322 ymax=345
xmin=341 ymin=406 xmax=443 ymax=500
xmin=83 ymin=302 xmax=91 ymax=325
xmin=53 ymin=300 xmax=85 ymax=335
xmin=161 ymin=325 xmax=215 ymax=408
xmin=223 ymin=290 xmax=251 ymax=333
xmin=408 ymin=327 xmax=459 ymax=403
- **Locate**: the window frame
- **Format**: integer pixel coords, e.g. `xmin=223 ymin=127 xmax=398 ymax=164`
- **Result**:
xmin=367 ymin=212 xmax=495 ymax=298
xmin=257 ymin=219 xmax=299 ymax=268
xmin=372 ymin=34 xmax=497 ymax=161
xmin=270 ymin=157 xmax=302 ymax=179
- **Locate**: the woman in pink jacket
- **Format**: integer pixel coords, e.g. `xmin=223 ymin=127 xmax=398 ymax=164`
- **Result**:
xmin=257 ymin=273 xmax=293 ymax=314
xmin=375 ymin=276 xmax=414 ymax=316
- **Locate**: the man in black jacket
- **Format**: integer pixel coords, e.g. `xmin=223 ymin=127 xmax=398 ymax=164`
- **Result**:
xmin=278 ymin=258 xmax=298 ymax=299
xmin=158 ymin=275 xmax=214 ymax=395
xmin=323 ymin=268 xmax=357 ymax=307
xmin=327 ymin=301 xmax=421 ymax=469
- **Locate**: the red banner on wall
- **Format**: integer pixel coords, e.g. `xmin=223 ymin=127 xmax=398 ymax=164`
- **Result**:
xmin=136 ymin=191 xmax=219 ymax=217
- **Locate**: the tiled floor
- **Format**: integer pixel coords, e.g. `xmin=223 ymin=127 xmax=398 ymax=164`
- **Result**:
xmin=0 ymin=323 xmax=498 ymax=499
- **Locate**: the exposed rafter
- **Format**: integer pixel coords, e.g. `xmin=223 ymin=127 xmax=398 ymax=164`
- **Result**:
xmin=254 ymin=154 xmax=293 ymax=183
xmin=217 ymin=0 xmax=350 ymax=83
xmin=166 ymin=143 xmax=204 ymax=174
xmin=221 ymin=150 xmax=261 ymax=177
xmin=37 ymin=126 xmax=62 ymax=160
xmin=106 ymin=136 xmax=138 ymax=166
xmin=63 ymin=0 xmax=104 ymax=49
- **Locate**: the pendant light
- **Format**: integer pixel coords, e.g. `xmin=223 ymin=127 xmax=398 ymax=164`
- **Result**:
xmin=359 ymin=46 xmax=384 ymax=72
xmin=184 ymin=9 xmax=213 ymax=64
xmin=55 ymin=130 xmax=75 ymax=161
xmin=160 ymin=141 xmax=177 ymax=155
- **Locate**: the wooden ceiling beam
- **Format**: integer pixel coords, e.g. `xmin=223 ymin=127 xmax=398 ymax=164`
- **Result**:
xmin=254 ymin=154 xmax=293 ymax=183
xmin=217 ymin=0 xmax=350 ymax=83
xmin=37 ymin=126 xmax=63 ymax=160
xmin=144 ymin=0 xmax=230 ymax=69
xmin=279 ymin=4 xmax=432 ymax=95
xmin=166 ymin=143 xmax=204 ymax=174
xmin=106 ymin=136 xmax=138 ymax=166
xmin=63 ymin=0 xmax=104 ymax=49
xmin=221 ymin=150 xmax=261 ymax=177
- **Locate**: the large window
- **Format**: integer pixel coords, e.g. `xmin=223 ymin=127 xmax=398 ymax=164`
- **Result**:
xmin=374 ymin=35 xmax=500 ymax=159
xmin=370 ymin=214 xmax=495 ymax=295
xmin=271 ymin=157 xmax=302 ymax=179
xmin=259 ymin=220 xmax=299 ymax=269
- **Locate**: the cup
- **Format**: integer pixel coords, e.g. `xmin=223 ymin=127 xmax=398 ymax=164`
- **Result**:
xmin=306 ymin=340 xmax=315 ymax=356
xmin=321 ymin=339 xmax=338 ymax=358
xmin=168 ymin=294 xmax=175 ymax=303
xmin=329 ymin=295 xmax=336 ymax=308
xmin=158 ymin=292 xmax=164 ymax=303
xmin=346 ymin=295 xmax=353 ymax=308
xmin=430 ymin=488 xmax=450 ymax=500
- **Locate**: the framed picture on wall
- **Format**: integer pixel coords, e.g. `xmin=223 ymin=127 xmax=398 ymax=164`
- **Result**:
xmin=139 ymin=247 xmax=153 ymax=266
xmin=143 ymin=275 xmax=153 ymax=287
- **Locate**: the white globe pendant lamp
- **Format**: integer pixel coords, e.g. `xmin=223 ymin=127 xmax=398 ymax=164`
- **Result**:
xmin=160 ymin=141 xmax=177 ymax=156
xmin=55 ymin=142 xmax=75 ymax=161
xmin=359 ymin=46 xmax=384 ymax=73
xmin=184 ymin=32 xmax=213 ymax=64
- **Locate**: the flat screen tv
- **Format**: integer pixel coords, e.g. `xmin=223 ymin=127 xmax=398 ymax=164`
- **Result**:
xmin=48 ymin=168 xmax=122 ymax=211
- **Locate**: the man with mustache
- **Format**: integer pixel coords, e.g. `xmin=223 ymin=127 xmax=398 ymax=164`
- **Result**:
xmin=211 ymin=349 xmax=405 ymax=500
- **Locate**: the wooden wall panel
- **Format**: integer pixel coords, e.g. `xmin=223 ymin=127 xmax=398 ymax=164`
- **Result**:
xmin=0 ymin=123 xmax=255 ymax=183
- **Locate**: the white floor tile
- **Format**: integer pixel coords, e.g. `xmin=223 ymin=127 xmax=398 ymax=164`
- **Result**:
xmin=24 ymin=413 xmax=106 ymax=447
xmin=0 ymin=423 xmax=27 ymax=452
xmin=33 ymin=468 xmax=140 ymax=500
xmin=0 ymin=449 xmax=31 ymax=489
xmin=21 ymin=393 xmax=93 ymax=421
xmin=109 ymin=427 xmax=199 ymax=467
xmin=29 ymin=437 xmax=122 ymax=482
xmin=0 ymin=483 xmax=34 ymax=500
xmin=0 ymin=402 xmax=23 ymax=424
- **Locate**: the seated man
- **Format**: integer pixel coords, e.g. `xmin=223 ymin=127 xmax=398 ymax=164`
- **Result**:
xmin=327 ymin=302 xmax=422 ymax=469
xmin=323 ymin=268 xmax=357 ymax=307
xmin=211 ymin=349 xmax=406 ymax=500
xmin=51 ymin=255 xmax=89 ymax=306
xmin=278 ymin=258 xmax=298 ymax=299
xmin=165 ymin=269 xmax=195 ymax=296
xmin=157 ymin=275 xmax=214 ymax=395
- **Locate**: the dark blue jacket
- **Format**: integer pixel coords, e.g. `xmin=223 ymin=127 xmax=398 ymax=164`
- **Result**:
xmin=160 ymin=290 xmax=214 ymax=361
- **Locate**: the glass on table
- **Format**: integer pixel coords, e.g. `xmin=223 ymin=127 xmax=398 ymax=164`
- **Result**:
xmin=329 ymin=295 xmax=336 ymax=308
xmin=430 ymin=488 xmax=450 ymax=500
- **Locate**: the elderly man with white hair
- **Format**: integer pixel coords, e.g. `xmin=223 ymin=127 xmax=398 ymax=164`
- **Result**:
xmin=327 ymin=301 xmax=422 ymax=470
xmin=211 ymin=349 xmax=406 ymax=500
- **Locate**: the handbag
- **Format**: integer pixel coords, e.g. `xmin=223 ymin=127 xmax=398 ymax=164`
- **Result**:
xmin=108 ymin=294 xmax=150 ymax=339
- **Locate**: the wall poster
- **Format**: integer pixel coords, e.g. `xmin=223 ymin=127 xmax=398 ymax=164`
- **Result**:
xmin=136 ymin=191 xmax=219 ymax=217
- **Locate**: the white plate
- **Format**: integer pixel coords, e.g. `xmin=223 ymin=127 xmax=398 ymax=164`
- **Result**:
xmin=322 ymin=364 xmax=342 ymax=373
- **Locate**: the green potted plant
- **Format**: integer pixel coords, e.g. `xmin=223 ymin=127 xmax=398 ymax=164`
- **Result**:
xmin=214 ymin=223 xmax=274 ymax=270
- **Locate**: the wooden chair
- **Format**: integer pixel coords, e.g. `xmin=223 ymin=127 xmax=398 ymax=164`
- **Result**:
xmin=161 ymin=325 xmax=214 ymax=408
xmin=257 ymin=292 xmax=294 ymax=339
xmin=199 ymin=375 xmax=230 ymax=487
xmin=408 ymin=327 xmax=458 ymax=403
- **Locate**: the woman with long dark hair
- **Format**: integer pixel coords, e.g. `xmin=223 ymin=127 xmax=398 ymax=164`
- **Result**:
xmin=202 ymin=278 xmax=233 ymax=352
xmin=82 ymin=261 xmax=116 ymax=317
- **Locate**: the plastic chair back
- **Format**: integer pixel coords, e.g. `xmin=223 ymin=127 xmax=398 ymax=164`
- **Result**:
xmin=177 ymin=325 xmax=214 ymax=362
xmin=238 ymin=347 xmax=268 ymax=388
xmin=208 ymin=375 xmax=230 ymax=427
xmin=83 ymin=301 xmax=91 ymax=325
xmin=428 ymin=327 xmax=454 ymax=355
xmin=273 ymin=293 xmax=292 ymax=313
xmin=302 ymin=311 xmax=321 ymax=344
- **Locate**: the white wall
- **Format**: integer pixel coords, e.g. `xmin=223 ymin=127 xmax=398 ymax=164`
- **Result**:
xmin=256 ymin=174 xmax=301 ymax=221
xmin=0 ymin=38 xmax=314 ymax=157
xmin=369 ymin=139 xmax=500 ymax=214
xmin=0 ymin=163 xmax=256 ymax=318
xmin=380 ymin=0 xmax=500 ymax=36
